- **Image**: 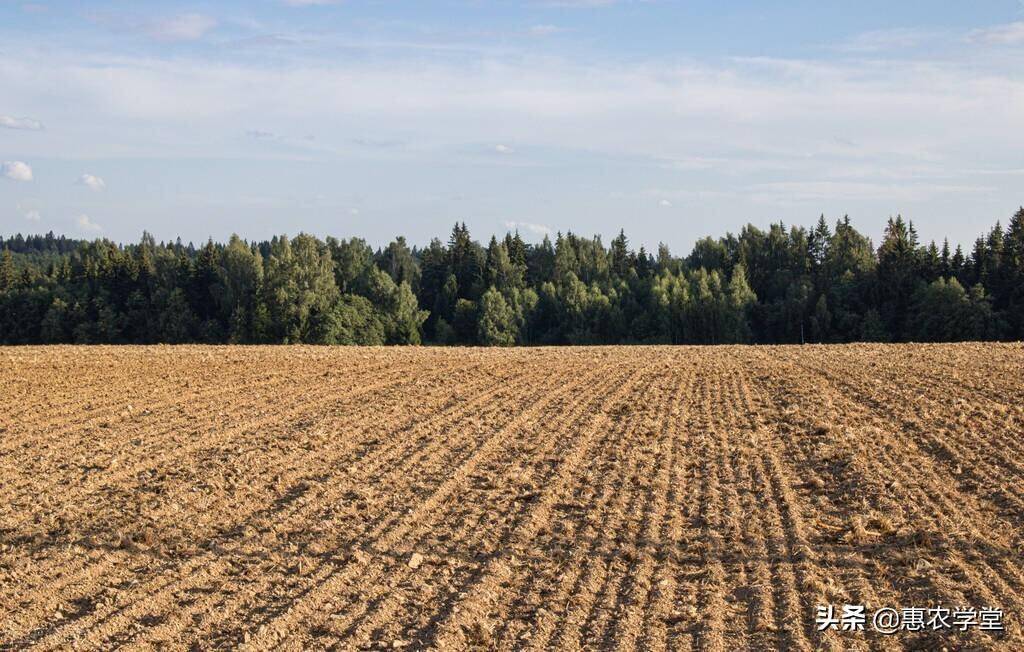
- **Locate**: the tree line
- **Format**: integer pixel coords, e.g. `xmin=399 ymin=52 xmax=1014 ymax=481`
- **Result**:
xmin=1 ymin=208 xmax=1023 ymax=345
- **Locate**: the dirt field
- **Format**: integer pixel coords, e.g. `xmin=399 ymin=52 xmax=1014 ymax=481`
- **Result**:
xmin=1 ymin=344 xmax=1022 ymax=650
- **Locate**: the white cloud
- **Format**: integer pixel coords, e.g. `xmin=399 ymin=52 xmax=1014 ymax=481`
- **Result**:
xmin=0 ymin=115 xmax=44 ymax=130
xmin=505 ymin=220 xmax=551 ymax=236
xmin=494 ymin=144 xmax=514 ymax=154
xmin=78 ymin=173 xmax=106 ymax=191
xmin=2 ymin=33 xmax=1023 ymax=240
xmin=747 ymin=180 xmax=992 ymax=205
xmin=16 ymin=201 xmax=42 ymax=221
xmin=528 ymin=24 xmax=564 ymax=37
xmin=76 ymin=214 xmax=102 ymax=232
xmin=2 ymin=161 xmax=33 ymax=182
xmin=838 ymin=28 xmax=944 ymax=52
xmin=150 ymin=13 xmax=217 ymax=41
xmin=87 ymin=11 xmax=217 ymax=42
xmin=969 ymin=21 xmax=1024 ymax=45
xmin=642 ymin=187 xmax=733 ymax=202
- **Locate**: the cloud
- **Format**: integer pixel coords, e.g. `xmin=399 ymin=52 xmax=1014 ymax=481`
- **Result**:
xmin=747 ymin=180 xmax=993 ymax=205
xmin=505 ymin=220 xmax=552 ymax=236
xmin=837 ymin=28 xmax=945 ymax=52
xmin=2 ymin=161 xmax=33 ymax=182
xmin=968 ymin=22 xmax=1024 ymax=45
xmin=643 ymin=187 xmax=733 ymax=202
xmin=150 ymin=13 xmax=217 ymax=41
xmin=229 ymin=34 xmax=299 ymax=49
xmin=91 ymin=12 xmax=217 ymax=42
xmin=528 ymin=24 xmax=564 ymax=37
xmin=76 ymin=214 xmax=102 ymax=232
xmin=3 ymin=33 xmax=1023 ymax=233
xmin=494 ymin=144 xmax=514 ymax=154
xmin=78 ymin=173 xmax=106 ymax=191
xmin=16 ymin=201 xmax=42 ymax=221
xmin=0 ymin=115 xmax=44 ymax=130
xmin=351 ymin=137 xmax=404 ymax=149
xmin=246 ymin=129 xmax=275 ymax=139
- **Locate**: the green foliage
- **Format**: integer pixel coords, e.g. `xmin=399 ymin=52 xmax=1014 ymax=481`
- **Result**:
xmin=908 ymin=278 xmax=1002 ymax=342
xmin=364 ymin=267 xmax=428 ymax=344
xmin=326 ymin=236 xmax=374 ymax=294
xmin=379 ymin=236 xmax=421 ymax=294
xmin=859 ymin=309 xmax=889 ymax=342
xmin=2 ymin=210 xmax=1022 ymax=345
xmin=724 ymin=263 xmax=756 ymax=343
xmin=810 ymin=295 xmax=831 ymax=342
xmin=433 ymin=317 xmax=456 ymax=345
xmin=0 ymin=248 xmax=15 ymax=293
xmin=40 ymin=297 xmax=70 ymax=343
xmin=158 ymin=288 xmax=197 ymax=344
xmin=262 ymin=233 xmax=338 ymax=343
xmin=477 ymin=286 xmax=517 ymax=346
xmin=311 ymin=295 xmax=385 ymax=345
xmin=216 ymin=235 xmax=264 ymax=343
xmin=452 ymin=299 xmax=478 ymax=343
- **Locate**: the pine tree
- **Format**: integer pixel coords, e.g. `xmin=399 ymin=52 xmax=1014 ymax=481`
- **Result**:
xmin=379 ymin=236 xmax=421 ymax=293
xmin=656 ymin=243 xmax=674 ymax=274
xmin=610 ymin=229 xmax=630 ymax=278
xmin=553 ymin=232 xmax=578 ymax=282
xmin=484 ymin=236 xmax=515 ymax=293
xmin=809 ymin=214 xmax=831 ymax=267
xmin=1002 ymin=207 xmax=1024 ymax=336
xmin=4 ymin=209 xmax=1024 ymax=346
xmin=527 ymin=235 xmax=555 ymax=285
xmin=191 ymin=240 xmax=220 ymax=315
xmin=0 ymin=248 xmax=15 ymax=292
xmin=923 ymin=241 xmax=941 ymax=281
xmin=447 ymin=223 xmax=483 ymax=300
xmin=877 ymin=215 xmax=921 ymax=339
xmin=952 ymin=244 xmax=966 ymax=279
xmin=810 ymin=295 xmax=831 ymax=342
xmin=503 ymin=231 xmax=527 ymax=270
xmin=217 ymin=235 xmax=264 ymax=343
xmin=1006 ymin=208 xmax=1024 ymax=273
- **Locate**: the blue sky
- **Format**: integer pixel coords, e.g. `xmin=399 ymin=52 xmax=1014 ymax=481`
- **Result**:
xmin=2 ymin=1 xmax=1023 ymax=252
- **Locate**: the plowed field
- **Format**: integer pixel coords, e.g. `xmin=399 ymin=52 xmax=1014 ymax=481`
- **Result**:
xmin=1 ymin=344 xmax=1022 ymax=650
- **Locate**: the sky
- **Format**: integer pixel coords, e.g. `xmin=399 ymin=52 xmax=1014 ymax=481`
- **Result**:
xmin=1 ymin=1 xmax=1023 ymax=253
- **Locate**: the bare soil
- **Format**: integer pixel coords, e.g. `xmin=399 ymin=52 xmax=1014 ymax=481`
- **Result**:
xmin=1 ymin=344 xmax=1022 ymax=650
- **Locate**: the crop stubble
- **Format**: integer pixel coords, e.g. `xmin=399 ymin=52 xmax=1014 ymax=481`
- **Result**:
xmin=0 ymin=344 xmax=1022 ymax=650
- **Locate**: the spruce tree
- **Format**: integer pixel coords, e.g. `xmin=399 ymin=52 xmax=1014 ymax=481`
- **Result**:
xmin=0 ymin=249 xmax=15 ymax=293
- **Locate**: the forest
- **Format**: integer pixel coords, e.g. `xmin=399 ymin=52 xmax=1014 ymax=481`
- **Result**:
xmin=1 ymin=209 xmax=1022 ymax=346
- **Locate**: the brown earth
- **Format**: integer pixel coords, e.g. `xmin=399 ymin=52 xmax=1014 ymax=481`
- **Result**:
xmin=1 ymin=344 xmax=1022 ymax=650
